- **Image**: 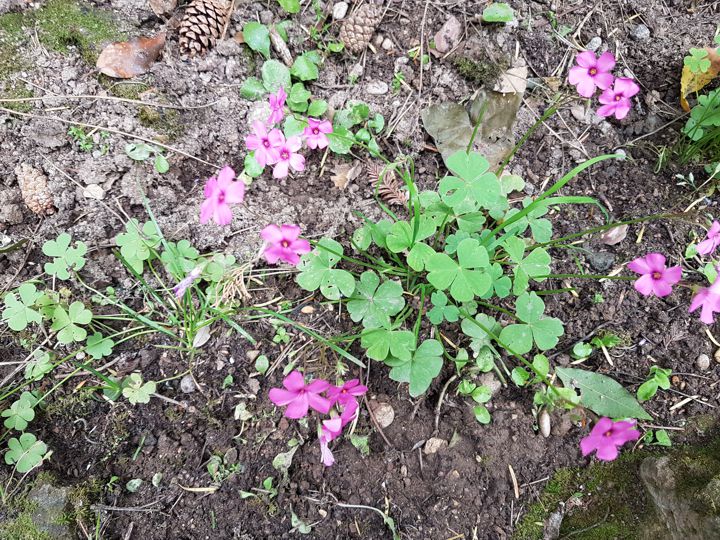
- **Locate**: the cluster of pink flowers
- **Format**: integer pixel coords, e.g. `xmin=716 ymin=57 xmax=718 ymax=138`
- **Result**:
xmin=568 ymin=50 xmax=640 ymax=120
xmin=580 ymin=417 xmax=640 ymax=461
xmin=627 ymin=221 xmax=720 ymax=324
xmin=245 ymin=88 xmax=332 ymax=179
xmin=269 ymin=371 xmax=367 ymax=466
xmin=260 ymin=224 xmax=311 ymax=266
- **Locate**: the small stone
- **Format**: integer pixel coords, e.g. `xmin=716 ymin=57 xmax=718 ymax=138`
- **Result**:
xmin=539 ymin=410 xmax=551 ymax=438
xmin=332 ymin=1 xmax=348 ymax=20
xmin=259 ymin=9 xmax=274 ymax=25
xmin=366 ymin=80 xmax=389 ymax=95
xmin=300 ymin=305 xmax=315 ymax=314
xmin=369 ymin=400 xmax=394 ymax=428
xmin=570 ymin=105 xmax=586 ymax=122
xmin=714 ymin=349 xmax=720 ymax=364
xmin=478 ymin=372 xmax=501 ymax=397
xmin=434 ymin=15 xmax=462 ymax=54
xmin=27 ymin=482 xmax=72 ymax=539
xmin=246 ymin=349 xmax=260 ymax=361
xmin=349 ymin=63 xmax=364 ymax=81
xmin=82 ymin=184 xmax=105 ymax=200
xmin=697 ymin=354 xmax=711 ymax=371
xmin=586 ymin=36 xmax=602 ymax=51
xmin=180 ymin=374 xmax=197 ymax=393
xmin=373 ymin=34 xmax=384 ymax=47
xmin=630 ymin=24 xmax=651 ymax=42
xmin=381 ymin=37 xmax=394 ymax=51
xmin=587 ymin=251 xmax=615 ymax=272
xmin=424 ymin=437 xmax=448 ymax=454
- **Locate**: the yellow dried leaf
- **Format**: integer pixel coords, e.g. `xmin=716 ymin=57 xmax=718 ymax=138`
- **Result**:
xmin=680 ymin=47 xmax=720 ymax=112
xmin=330 ymin=162 xmax=362 ymax=190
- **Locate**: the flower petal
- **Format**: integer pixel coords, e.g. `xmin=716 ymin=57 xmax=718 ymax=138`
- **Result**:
xmin=263 ymin=245 xmax=283 ymax=264
xmin=268 ymin=388 xmax=298 ymax=406
xmin=644 ymin=253 xmax=667 ymax=272
xmin=214 ymin=204 xmax=232 ymax=226
xmin=576 ymin=76 xmax=597 ymax=98
xmin=280 ymin=224 xmax=301 ymax=241
xmin=575 ymin=51 xmax=597 ymax=68
xmin=651 ymin=278 xmax=673 ymax=298
xmin=223 ymin=181 xmax=245 ymax=204
xmin=593 ymin=72 xmax=615 ymax=90
xmin=199 ymin=199 xmax=214 ymax=224
xmin=306 ymin=379 xmax=330 ymax=392
xmin=613 ymin=101 xmax=631 ymax=120
xmin=595 ymin=443 xmax=619 ymax=461
xmin=568 ymin=65 xmax=587 ymax=86
xmin=290 ymin=239 xmax=311 ymax=254
xmin=273 ymin=160 xmax=290 ymax=179
xmin=289 ymin=153 xmax=305 ymax=172
xmin=283 ymin=370 xmax=306 ymax=391
xmin=595 ymin=51 xmax=616 ymax=72
xmin=286 ymin=136 xmax=302 ymax=152
xmin=627 ymin=256 xmax=652 ymax=275
xmin=633 ymin=274 xmax=655 ymax=296
xmin=308 ymin=393 xmax=332 ymax=414
xmin=284 ymin=394 xmax=310 ymax=419
xmin=663 ymin=266 xmax=682 ymax=285
xmin=580 ymin=435 xmax=599 ymax=456
xmin=261 ymin=224 xmax=283 ymax=244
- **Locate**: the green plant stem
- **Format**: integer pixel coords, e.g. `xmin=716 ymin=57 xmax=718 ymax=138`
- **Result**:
xmin=540 ymin=274 xmax=636 ymax=281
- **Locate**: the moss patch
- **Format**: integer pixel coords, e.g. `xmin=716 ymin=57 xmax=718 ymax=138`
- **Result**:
xmin=0 ymin=81 xmax=34 ymax=113
xmin=452 ymin=56 xmax=505 ymax=87
xmin=0 ymin=511 xmax=53 ymax=540
xmin=138 ymin=106 xmax=184 ymax=142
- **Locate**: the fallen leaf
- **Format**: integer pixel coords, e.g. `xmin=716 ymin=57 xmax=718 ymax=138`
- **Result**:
xmin=434 ymin=16 xmax=463 ymax=54
xmin=493 ymin=65 xmax=528 ymax=95
xmin=681 ymin=47 xmax=720 ymax=112
xmin=330 ymin=161 xmax=363 ymax=189
xmin=600 ymin=224 xmax=628 ymax=246
xmin=96 ymin=32 xmax=166 ymax=79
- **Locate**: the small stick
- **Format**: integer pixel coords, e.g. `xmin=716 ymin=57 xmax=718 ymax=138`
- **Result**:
xmin=508 ymin=464 xmax=520 ymax=499
xmin=0 ymin=94 xmax=219 ymax=110
xmin=433 ymin=374 xmax=457 ymax=435
xmin=363 ymin=395 xmax=394 ymax=449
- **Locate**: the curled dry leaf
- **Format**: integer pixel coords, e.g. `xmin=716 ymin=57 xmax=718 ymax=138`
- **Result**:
xmin=599 ymin=224 xmax=628 ymax=246
xmin=96 ymin=31 xmax=166 ymax=79
xmin=681 ymin=46 xmax=720 ymax=112
xmin=367 ymin=161 xmax=408 ymax=207
xmin=330 ymin=161 xmax=363 ymax=190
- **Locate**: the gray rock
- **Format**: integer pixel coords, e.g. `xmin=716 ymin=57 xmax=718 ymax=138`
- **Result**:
xmin=630 ymin=24 xmax=651 ymax=41
xmin=381 ymin=38 xmax=394 ymax=51
xmin=587 ymin=251 xmax=615 ymax=272
xmin=697 ymin=354 xmax=711 ymax=371
xmin=259 ymin=9 xmax=273 ymax=24
xmin=478 ymin=372 xmax=501 ymax=397
xmin=27 ymin=482 xmax=72 ymax=539
xmin=180 ymin=374 xmax=197 ymax=393
xmin=332 ymin=1 xmax=348 ymax=20
xmin=586 ymin=36 xmax=602 ymax=51
xmin=366 ymin=81 xmax=389 ymax=95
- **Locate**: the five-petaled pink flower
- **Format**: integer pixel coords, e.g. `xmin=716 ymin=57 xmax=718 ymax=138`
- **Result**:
xmin=568 ymin=51 xmax=616 ymax=98
xmin=596 ymin=77 xmax=640 ymax=120
xmin=260 ymin=224 xmax=311 ymax=266
xmin=272 ymin=135 xmax=305 ymax=179
xmin=689 ymin=275 xmax=720 ymax=324
xmin=173 ymin=266 xmax=202 ymax=299
xmin=303 ymin=118 xmax=333 ymax=150
xmin=697 ymin=221 xmax=720 ymax=256
xmin=245 ymin=120 xmax=282 ymax=167
xmin=580 ymin=417 xmax=640 ymax=461
xmin=268 ymin=87 xmax=287 ymax=125
xmin=199 ymin=166 xmax=245 ymax=226
xmin=319 ymin=417 xmax=342 ymax=467
xmin=268 ymin=370 xmax=331 ymax=419
xmin=326 ymin=379 xmax=368 ymax=407
xmin=627 ymin=253 xmax=681 ymax=298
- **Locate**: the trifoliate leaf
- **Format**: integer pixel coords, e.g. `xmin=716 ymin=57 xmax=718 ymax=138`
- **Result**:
xmin=86 ymin=332 xmax=115 ymax=359
xmin=42 ymin=233 xmax=87 ymax=280
xmin=50 ymin=301 xmax=93 ymax=344
xmin=425 ymin=238 xmax=491 ymax=302
xmin=115 ymin=219 xmax=161 ymax=274
xmin=461 ymin=313 xmax=501 ymax=357
xmin=296 ymin=238 xmax=356 ymax=300
xmin=2 ymin=283 xmax=43 ymax=331
xmin=441 ymin=151 xmax=503 ymax=210
xmin=347 ymin=271 xmax=405 ymax=329
xmin=427 ymin=290 xmax=459 ymax=324
xmin=5 ymin=433 xmax=48 ymax=473
xmin=24 ymin=351 xmax=53 ymax=382
xmin=122 ymin=373 xmax=156 ymax=405
xmin=361 ymin=328 xmax=415 ymax=362
xmin=386 ymin=218 xmax=436 ymax=253
xmin=388 ymin=339 xmax=444 ymax=397
xmin=2 ymin=392 xmax=36 ymax=430
xmin=499 ymin=293 xmax=563 ymax=354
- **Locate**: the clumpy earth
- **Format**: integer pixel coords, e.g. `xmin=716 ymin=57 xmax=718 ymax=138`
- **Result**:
xmin=1 ymin=0 xmax=719 ymax=538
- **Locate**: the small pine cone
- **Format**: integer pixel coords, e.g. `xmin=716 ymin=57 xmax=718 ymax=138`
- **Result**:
xmin=15 ymin=164 xmax=55 ymax=216
xmin=339 ymin=3 xmax=383 ymax=54
xmin=178 ymin=0 xmax=229 ymax=57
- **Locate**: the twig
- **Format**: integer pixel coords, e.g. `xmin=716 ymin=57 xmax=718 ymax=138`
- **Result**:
xmin=0 ymin=94 xmax=219 ymax=110
xmin=433 ymin=374 xmax=457 ymax=435
xmin=363 ymin=395 xmax=395 ymax=449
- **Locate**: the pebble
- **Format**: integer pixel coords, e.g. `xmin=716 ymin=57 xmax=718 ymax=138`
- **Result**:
xmin=586 ymin=36 xmax=602 ymax=51
xmin=373 ymin=34 xmax=384 ymax=47
xmin=539 ymin=410 xmax=551 ymax=438
xmin=259 ymin=9 xmax=273 ymax=24
xmin=630 ymin=24 xmax=651 ymax=41
xmin=587 ymin=251 xmax=615 ymax=272
xmin=332 ymin=1 xmax=348 ymax=20
xmin=369 ymin=400 xmax=395 ymax=428
xmin=478 ymin=372 xmax=501 ymax=397
xmin=82 ymin=184 xmax=105 ymax=200
xmin=366 ymin=81 xmax=389 ymax=95
xmin=714 ymin=349 xmax=720 ymax=363
xmin=246 ymin=349 xmax=260 ymax=361
xmin=180 ymin=374 xmax=197 ymax=393
xmin=424 ymin=437 xmax=448 ymax=455
xmin=381 ymin=37 xmax=394 ymax=51
xmin=697 ymin=353 xmax=711 ymax=371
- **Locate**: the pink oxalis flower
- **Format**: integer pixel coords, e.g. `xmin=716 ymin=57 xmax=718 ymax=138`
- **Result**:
xmin=689 ymin=274 xmax=720 ymax=324
xmin=596 ymin=77 xmax=640 ymax=120
xmin=268 ymin=87 xmax=287 ymax=125
xmin=319 ymin=417 xmax=342 ymax=467
xmin=326 ymin=379 xmax=368 ymax=407
xmin=173 ymin=266 xmax=202 ymax=299
xmin=200 ymin=166 xmax=245 ymax=226
xmin=627 ymin=253 xmax=681 ymax=298
xmin=697 ymin=221 xmax=720 ymax=256
xmin=260 ymin=224 xmax=311 ymax=266
xmin=268 ymin=370 xmax=331 ymax=419
xmin=245 ymin=120 xmax=283 ymax=167
xmin=303 ymin=118 xmax=333 ymax=150
xmin=272 ymin=135 xmax=305 ymax=179
xmin=580 ymin=417 xmax=640 ymax=461
xmin=568 ymin=51 xmax=616 ymax=98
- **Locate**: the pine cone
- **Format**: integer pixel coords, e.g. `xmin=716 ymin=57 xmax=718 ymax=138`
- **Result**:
xmin=14 ymin=164 xmax=55 ymax=216
xmin=339 ymin=3 xmax=383 ymax=54
xmin=178 ymin=0 xmax=229 ymax=57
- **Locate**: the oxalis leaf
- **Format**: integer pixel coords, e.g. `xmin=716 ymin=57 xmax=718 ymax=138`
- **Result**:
xmin=296 ymin=238 xmax=356 ymax=300
xmin=2 ymin=282 xmax=43 ymax=331
xmin=555 ymin=367 xmax=652 ymax=420
xmin=347 ymin=271 xmax=405 ymax=329
xmin=387 ymin=339 xmax=443 ymax=397
xmin=441 ymin=150 xmax=503 ymax=211
xmin=360 ymin=328 xmax=415 ymax=362
xmin=425 ymin=237 xmax=491 ymax=302
xmin=42 ymin=233 xmax=87 ymax=280
xmin=243 ymin=22 xmax=271 ymax=59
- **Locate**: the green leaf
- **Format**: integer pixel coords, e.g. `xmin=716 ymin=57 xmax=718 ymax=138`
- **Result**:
xmin=154 ymin=154 xmax=169 ymax=174
xmin=511 ymin=367 xmax=530 ymax=387
xmin=427 ymin=291 xmax=459 ymax=324
xmin=388 ymin=339 xmax=444 ymax=397
xmin=499 ymin=293 xmax=563 ymax=354
xmin=115 ymin=219 xmax=161 ymax=274
xmin=124 ymin=142 xmax=152 ymax=161
xmin=296 ymin=238 xmax=356 ymax=300
xmin=243 ymin=22 xmax=271 ymax=59
xmin=407 ymin=242 xmax=435 ymax=271
xmin=126 ymin=478 xmax=143 ymax=493
xmin=386 ymin=218 xmax=435 ymax=253
xmin=361 ymin=328 xmax=416 ymax=362
xmin=555 ymin=367 xmax=652 ymax=420
xmin=327 ymin=126 xmax=353 ymax=154
xmin=637 ymin=380 xmax=658 ymax=402
xmin=2 ymin=392 xmax=36 ymax=430
xmin=25 ymin=351 xmax=53 ymax=382
xmin=347 ymin=271 xmax=405 ymax=329
xmin=122 ymin=373 xmax=156 ymax=405
xmin=160 ymin=239 xmax=200 ymax=277
xmin=5 ymin=433 xmax=48 ymax=473
xmin=307 ymin=99 xmax=328 ymax=117
xmin=291 ymin=54 xmax=319 ymax=81
xmin=352 ymin=225 xmax=372 ymax=251
xmin=50 ymin=301 xmax=92 ymax=344
xmin=482 ymin=2 xmax=514 ymax=22
xmin=654 ymin=429 xmax=672 ymax=447
xmin=473 ymin=405 xmax=491 ymax=424
xmin=3 ymin=283 xmax=43 ymax=331
xmin=255 ymin=355 xmax=269 ymax=374
xmin=425 ymin=238 xmax=491 ymax=302
xmin=442 ymin=150 xmax=503 ymax=210
xmin=572 ymin=342 xmax=593 ymax=359
xmin=461 ymin=313 xmax=501 ymax=358
xmin=86 ymin=332 xmax=115 ymax=360
xmin=277 ymin=0 xmax=300 ymax=13
xmin=471 ymin=385 xmax=492 ymax=404
xmin=42 ymin=233 xmax=87 ymax=280
xmin=261 ymin=60 xmax=291 ymax=92
xmin=288 ymin=82 xmax=311 ymax=112
xmin=240 ymin=77 xmax=267 ymax=100
xmin=283 ymin=115 xmax=307 ymax=138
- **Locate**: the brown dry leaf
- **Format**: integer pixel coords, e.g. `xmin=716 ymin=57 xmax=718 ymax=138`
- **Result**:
xmin=599 ymin=224 xmax=628 ymax=246
xmin=369 ymin=162 xmax=408 ymax=207
xmin=331 ymin=161 xmax=363 ymax=190
xmin=680 ymin=47 xmax=720 ymax=112
xmin=96 ymin=32 xmax=166 ymax=79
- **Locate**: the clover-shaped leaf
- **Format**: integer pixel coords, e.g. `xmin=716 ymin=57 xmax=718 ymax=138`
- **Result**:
xmin=347 ymin=271 xmax=405 ymax=329
xmin=42 ymin=233 xmax=87 ymax=280
xmin=685 ymin=48 xmax=711 ymax=74
xmin=24 ymin=351 xmax=53 ymax=382
xmin=50 ymin=301 xmax=93 ymax=344
xmin=407 ymin=242 xmax=435 ymax=271
xmin=461 ymin=313 xmax=501 ymax=358
xmin=115 ymin=219 xmax=161 ymax=274
xmin=426 ymin=238 xmax=491 ymax=302
xmin=122 ymin=373 xmax=156 ymax=405
xmin=427 ymin=291 xmax=459 ymax=325
xmin=243 ymin=21 xmax=271 ymax=59
xmin=387 ymin=339 xmax=443 ymax=397
xmin=2 ymin=391 xmax=37 ymax=430
xmin=441 ymin=150 xmax=503 ymax=210
xmin=504 ymin=198 xmax=552 ymax=243
xmin=2 ymin=282 xmax=43 ymax=331
xmin=499 ymin=292 xmax=563 ymax=354
xmin=385 ymin=217 xmax=436 ymax=253
xmin=503 ymin=237 xmax=550 ymax=294
xmin=202 ymin=253 xmax=236 ymax=282
xmin=361 ymin=328 xmax=416 ymax=362
xmin=86 ymin=332 xmax=115 ymax=359
xmin=5 ymin=433 xmax=49 ymax=473
xmin=161 ymin=239 xmax=200 ymax=277
xmin=480 ymin=262 xmax=512 ymax=299
xmin=296 ymin=238 xmax=356 ymax=300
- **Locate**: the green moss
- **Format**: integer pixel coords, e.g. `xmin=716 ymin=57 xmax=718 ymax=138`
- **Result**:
xmin=66 ymin=478 xmax=102 ymax=523
xmin=44 ymin=387 xmax=95 ymax=420
xmin=0 ymin=12 xmax=28 ymax=80
xmin=0 ymin=81 xmax=34 ymax=112
xmin=453 ymin=56 xmax=505 ymax=87
xmin=97 ymin=74 xmax=149 ymax=100
xmin=0 ymin=512 xmax=52 ymax=540
xmin=138 ymin=106 xmax=184 ymax=141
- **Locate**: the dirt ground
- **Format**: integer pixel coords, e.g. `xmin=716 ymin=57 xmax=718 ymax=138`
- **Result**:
xmin=1 ymin=0 xmax=720 ymax=538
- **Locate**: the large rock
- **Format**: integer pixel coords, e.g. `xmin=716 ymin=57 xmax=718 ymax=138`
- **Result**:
xmin=27 ymin=482 xmax=73 ymax=539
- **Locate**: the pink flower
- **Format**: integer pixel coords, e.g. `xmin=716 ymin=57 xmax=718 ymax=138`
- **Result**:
xmin=268 ymin=370 xmax=331 ymax=419
xmin=339 ymin=399 xmax=359 ymax=427
xmin=245 ymin=121 xmax=283 ymax=167
xmin=689 ymin=275 xmax=720 ymax=324
xmin=568 ymin=51 xmax=616 ymax=98
xmin=260 ymin=224 xmax=311 ymax=266
xmin=326 ymin=379 xmax=368 ymax=407
xmin=580 ymin=417 xmax=640 ymax=461
xmin=596 ymin=77 xmax=640 ymax=120
xmin=697 ymin=221 xmax=720 ymax=256
xmin=172 ymin=266 xmax=202 ymax=298
xmin=272 ymin=135 xmax=305 ymax=179
xmin=268 ymin=87 xmax=287 ymax=125
xmin=319 ymin=417 xmax=342 ymax=466
xmin=303 ymin=118 xmax=332 ymax=150
xmin=627 ymin=253 xmax=681 ymax=298
xmin=199 ymin=166 xmax=245 ymax=226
